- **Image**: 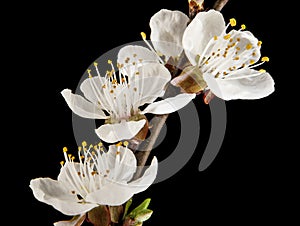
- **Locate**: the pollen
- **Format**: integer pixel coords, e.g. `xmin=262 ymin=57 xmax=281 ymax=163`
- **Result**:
xmin=123 ymin=141 xmax=129 ymax=146
xmin=82 ymin=141 xmax=87 ymax=147
xmin=250 ymin=59 xmax=255 ymax=65
xmin=94 ymin=62 xmax=98 ymax=67
xmin=214 ymin=36 xmax=218 ymax=41
xmin=141 ymin=32 xmax=147 ymax=40
xmin=259 ymin=69 xmax=266 ymax=73
xmin=60 ymin=161 xmax=64 ymax=166
xmin=257 ymin=41 xmax=262 ymax=46
xmin=224 ymin=34 xmax=231 ymax=40
xmin=241 ymin=24 xmax=246 ymax=30
xmin=230 ymin=18 xmax=237 ymax=27
xmin=63 ymin=147 xmax=68 ymax=152
xmin=246 ymin=44 xmax=253 ymax=50
xmin=108 ymin=60 xmax=112 ymax=64
xmin=262 ymin=56 xmax=270 ymax=62
xmin=116 ymin=142 xmax=123 ymax=147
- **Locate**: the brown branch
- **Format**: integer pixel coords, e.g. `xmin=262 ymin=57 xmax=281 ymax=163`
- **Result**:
xmin=133 ymin=114 xmax=169 ymax=180
xmin=213 ymin=0 xmax=229 ymax=11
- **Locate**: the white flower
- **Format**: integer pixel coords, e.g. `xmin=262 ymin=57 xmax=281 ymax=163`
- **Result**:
xmin=30 ymin=142 xmax=158 ymax=224
xmin=61 ymin=45 xmax=195 ymax=143
xmin=149 ymin=9 xmax=275 ymax=100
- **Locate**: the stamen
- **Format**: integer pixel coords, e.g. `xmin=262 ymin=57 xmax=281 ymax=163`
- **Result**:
xmin=140 ymin=31 xmax=165 ymax=64
xmin=259 ymin=69 xmax=266 ymax=73
xmin=87 ymin=69 xmax=93 ymax=78
xmin=230 ymin=18 xmax=237 ymax=27
xmin=246 ymin=44 xmax=253 ymax=50
xmin=257 ymin=41 xmax=262 ymax=46
xmin=262 ymin=56 xmax=270 ymax=62
xmin=241 ymin=24 xmax=246 ymax=30
xmin=224 ymin=34 xmax=231 ymax=40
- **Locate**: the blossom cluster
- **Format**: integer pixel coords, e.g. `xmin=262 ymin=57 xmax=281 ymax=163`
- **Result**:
xmin=30 ymin=3 xmax=274 ymax=225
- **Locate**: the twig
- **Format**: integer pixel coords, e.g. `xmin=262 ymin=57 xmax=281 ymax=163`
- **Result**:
xmin=213 ymin=0 xmax=229 ymax=11
xmin=133 ymin=114 xmax=169 ymax=180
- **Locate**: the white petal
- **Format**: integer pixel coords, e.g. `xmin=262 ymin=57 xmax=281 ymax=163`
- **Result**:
xmin=118 ymin=45 xmax=160 ymax=77
xmin=141 ymin=93 xmax=196 ymax=114
xmin=150 ymin=9 xmax=189 ymax=58
xmin=29 ymin=178 xmax=97 ymax=216
xmin=128 ymin=157 xmax=158 ymax=193
xmin=204 ymin=68 xmax=275 ymax=100
xmin=106 ymin=145 xmax=137 ymax=182
xmin=131 ymin=63 xmax=171 ymax=107
xmin=54 ymin=214 xmax=86 ymax=226
xmin=86 ymin=157 xmax=157 ymax=206
xmin=118 ymin=45 xmax=159 ymax=66
xmin=183 ymin=10 xmax=225 ymax=65
xmin=61 ymin=89 xmax=108 ymax=119
xmin=85 ymin=181 xmax=133 ymax=206
xmin=80 ymin=77 xmax=112 ymax=111
xmin=95 ymin=119 xmax=146 ymax=143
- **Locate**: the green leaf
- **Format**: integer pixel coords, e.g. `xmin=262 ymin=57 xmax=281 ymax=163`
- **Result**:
xmin=128 ymin=198 xmax=151 ymax=218
xmin=134 ymin=209 xmax=153 ymax=222
xmin=122 ymin=198 xmax=133 ymax=220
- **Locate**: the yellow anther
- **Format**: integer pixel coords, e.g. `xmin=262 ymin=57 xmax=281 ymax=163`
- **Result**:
xmin=78 ymin=146 xmax=82 ymax=152
xmin=234 ymin=56 xmax=240 ymax=61
xmin=259 ymin=69 xmax=266 ymax=73
xmin=71 ymin=156 xmax=75 ymax=161
xmin=98 ymin=142 xmax=103 ymax=147
xmin=214 ymin=35 xmax=218 ymax=41
xmin=262 ymin=56 xmax=270 ymax=62
xmin=88 ymin=75 xmax=93 ymax=78
xmin=93 ymin=145 xmax=98 ymax=150
xmin=257 ymin=41 xmax=262 ymax=46
xmin=116 ymin=142 xmax=123 ymax=147
xmin=60 ymin=161 xmax=64 ymax=166
xmin=241 ymin=24 xmax=246 ymax=30
xmin=108 ymin=60 xmax=112 ymax=64
xmin=140 ymin=32 xmax=147 ymax=40
xmin=123 ymin=141 xmax=129 ymax=146
xmin=94 ymin=62 xmax=98 ymax=67
xmin=224 ymin=34 xmax=231 ymax=40
xmin=230 ymin=18 xmax=237 ymax=27
xmin=82 ymin=141 xmax=87 ymax=147
xmin=250 ymin=59 xmax=255 ymax=65
xmin=87 ymin=69 xmax=91 ymax=73
xmin=246 ymin=44 xmax=253 ymax=50
xmin=68 ymin=154 xmax=72 ymax=158
xmin=63 ymin=147 xmax=68 ymax=152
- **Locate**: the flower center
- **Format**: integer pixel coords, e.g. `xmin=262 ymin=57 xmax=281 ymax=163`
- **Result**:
xmin=197 ymin=18 xmax=269 ymax=80
xmin=87 ymin=61 xmax=144 ymax=122
xmin=60 ymin=141 xmax=129 ymax=200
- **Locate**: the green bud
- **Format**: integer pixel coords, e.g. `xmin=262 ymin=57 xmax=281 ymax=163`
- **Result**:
xmin=134 ymin=209 xmax=153 ymax=222
xmin=129 ymin=198 xmax=151 ymax=218
xmin=122 ymin=198 xmax=133 ymax=220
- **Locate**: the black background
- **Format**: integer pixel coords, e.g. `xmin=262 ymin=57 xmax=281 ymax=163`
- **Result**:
xmin=7 ymin=0 xmax=297 ymax=225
